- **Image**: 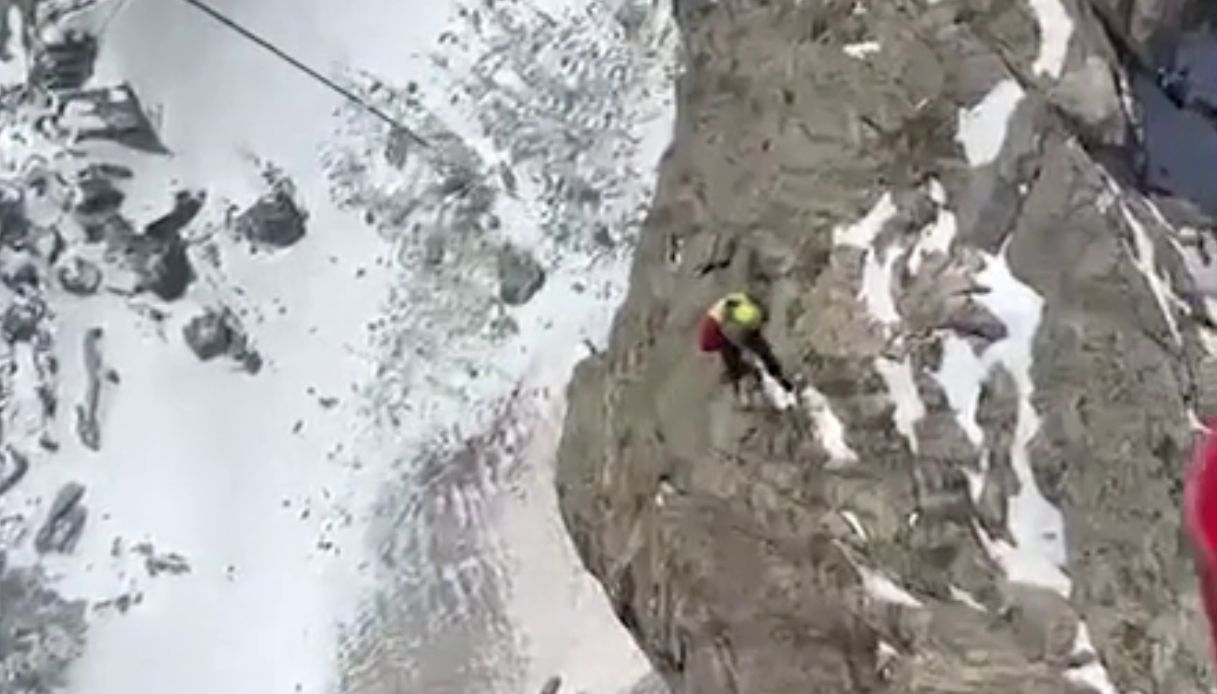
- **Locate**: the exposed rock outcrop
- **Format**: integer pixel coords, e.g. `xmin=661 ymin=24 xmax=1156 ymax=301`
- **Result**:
xmin=557 ymin=1 xmax=1217 ymax=692
xmin=33 ymin=482 xmax=86 ymax=554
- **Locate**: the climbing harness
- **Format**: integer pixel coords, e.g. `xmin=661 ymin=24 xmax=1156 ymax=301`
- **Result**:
xmin=167 ymin=0 xmax=428 ymax=147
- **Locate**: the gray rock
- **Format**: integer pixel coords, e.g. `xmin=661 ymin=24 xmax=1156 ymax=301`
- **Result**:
xmin=138 ymin=238 xmax=193 ymax=301
xmin=75 ymin=328 xmax=105 ymax=451
xmin=235 ymin=181 xmax=307 ymax=248
xmin=57 ymin=83 xmax=169 ymax=155
xmin=423 ymin=233 xmax=446 ymax=266
xmin=30 ymin=30 xmax=97 ymax=92
xmin=73 ymin=173 xmax=124 ymax=219
xmin=0 ymin=448 xmax=29 ymax=497
xmin=1048 ymin=56 xmax=1124 ymax=145
xmin=183 ymin=310 xmax=236 ymax=361
xmin=34 ymin=483 xmax=87 ymax=555
xmin=540 ymin=675 xmax=562 ymax=694
xmin=182 ymin=307 xmax=262 ymax=373
xmin=619 ymin=672 xmax=670 ymax=694
xmin=56 ymin=257 xmax=102 ymax=295
xmin=0 ymin=184 xmax=28 ymax=246
xmin=554 ymin=1 xmax=1213 ymax=692
xmin=2 ymin=301 xmax=42 ymax=343
xmin=496 ymin=244 xmax=546 ymax=305
xmin=145 ymin=190 xmax=204 ymax=241
xmin=132 ymin=543 xmax=191 ymax=578
xmin=941 ymin=299 xmax=1008 ymax=344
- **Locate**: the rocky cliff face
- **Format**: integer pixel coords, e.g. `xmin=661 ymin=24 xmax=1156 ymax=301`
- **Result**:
xmin=556 ymin=1 xmax=1217 ymax=692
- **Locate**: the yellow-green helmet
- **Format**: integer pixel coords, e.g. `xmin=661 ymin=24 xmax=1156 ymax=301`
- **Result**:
xmin=726 ymin=293 xmax=762 ymax=330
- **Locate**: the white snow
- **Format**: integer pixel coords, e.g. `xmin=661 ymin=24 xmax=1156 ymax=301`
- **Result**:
xmin=762 ymin=378 xmax=799 ymax=410
xmin=0 ymin=0 xmax=678 ymax=693
xmin=858 ymin=567 xmax=924 ymax=608
xmin=860 ymin=245 xmax=901 ymax=325
xmin=973 ymin=252 xmax=1068 ymax=594
xmin=875 ymin=356 xmax=924 ymax=452
xmin=932 ymin=334 xmax=986 ymax=446
xmin=834 ymin=192 xmax=897 ymax=248
xmin=10 ymin=186 xmax=394 ymax=694
xmin=1065 ymin=623 xmax=1120 ymax=694
xmin=909 ymin=180 xmax=958 ymax=274
xmin=490 ymin=353 xmax=653 ymax=694
xmin=840 ymin=510 xmax=868 ymax=541
xmin=1118 ymin=200 xmax=1182 ymax=343
xmin=0 ymin=5 xmax=27 ymax=87
xmin=949 ymin=585 xmax=986 ymax=611
xmin=834 ymin=193 xmax=902 ymax=325
xmin=1027 ymin=0 xmax=1074 ymax=79
xmin=975 ymin=522 xmax=1072 ymax=597
xmin=929 ymin=247 xmax=1068 ymax=596
xmin=843 ymin=41 xmax=881 ymax=59
xmin=801 ymin=384 xmax=858 ymax=466
xmin=956 ymin=79 xmax=1025 ymax=166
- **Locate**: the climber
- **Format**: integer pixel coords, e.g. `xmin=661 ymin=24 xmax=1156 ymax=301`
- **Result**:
xmin=1187 ymin=420 xmax=1217 ymax=664
xmin=697 ymin=291 xmax=794 ymax=393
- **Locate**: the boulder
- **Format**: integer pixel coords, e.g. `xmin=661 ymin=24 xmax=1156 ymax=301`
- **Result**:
xmin=496 ymin=244 xmax=546 ymax=305
xmin=182 ymin=307 xmax=262 ymax=373
xmin=56 ymin=256 xmax=102 ymax=295
xmin=235 ymin=182 xmax=307 ymax=248
xmin=1 ymin=301 xmax=41 ymax=343
xmin=182 ymin=309 xmax=236 ymax=361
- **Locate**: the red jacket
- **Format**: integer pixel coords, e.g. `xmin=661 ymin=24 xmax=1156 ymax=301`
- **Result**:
xmin=1186 ymin=420 xmax=1217 ymax=662
xmin=698 ymin=314 xmax=727 ymax=352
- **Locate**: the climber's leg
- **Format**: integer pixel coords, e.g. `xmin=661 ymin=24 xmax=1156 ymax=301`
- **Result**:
xmin=743 ymin=332 xmax=793 ymax=391
xmin=719 ymin=340 xmax=751 ymax=387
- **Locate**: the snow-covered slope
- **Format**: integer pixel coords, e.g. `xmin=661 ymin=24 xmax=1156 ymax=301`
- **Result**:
xmin=0 ymin=0 xmax=677 ymax=692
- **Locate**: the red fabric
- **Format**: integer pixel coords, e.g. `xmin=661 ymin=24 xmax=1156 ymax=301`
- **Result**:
xmin=1186 ymin=420 xmax=1217 ymax=662
xmin=698 ymin=314 xmax=726 ymax=352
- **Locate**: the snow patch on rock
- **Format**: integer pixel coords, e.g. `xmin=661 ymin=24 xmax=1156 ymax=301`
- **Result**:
xmin=956 ymin=79 xmax=1024 ymax=166
xmin=1027 ymin=0 xmax=1073 ymax=79
xmin=875 ymin=356 xmax=924 ymax=453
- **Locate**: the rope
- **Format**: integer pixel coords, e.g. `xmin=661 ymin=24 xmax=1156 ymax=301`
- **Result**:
xmin=173 ymin=0 xmax=428 ymax=147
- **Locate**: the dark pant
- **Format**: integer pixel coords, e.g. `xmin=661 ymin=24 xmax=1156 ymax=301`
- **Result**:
xmin=721 ymin=331 xmax=793 ymax=392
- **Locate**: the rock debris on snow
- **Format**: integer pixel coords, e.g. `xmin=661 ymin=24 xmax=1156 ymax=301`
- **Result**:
xmin=235 ymin=172 xmax=308 ymax=248
xmin=496 ymin=243 xmax=547 ymax=305
xmin=182 ymin=306 xmax=260 ymax=373
xmin=34 ymin=482 xmax=86 ymax=554
xmin=132 ymin=542 xmax=190 ymax=578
